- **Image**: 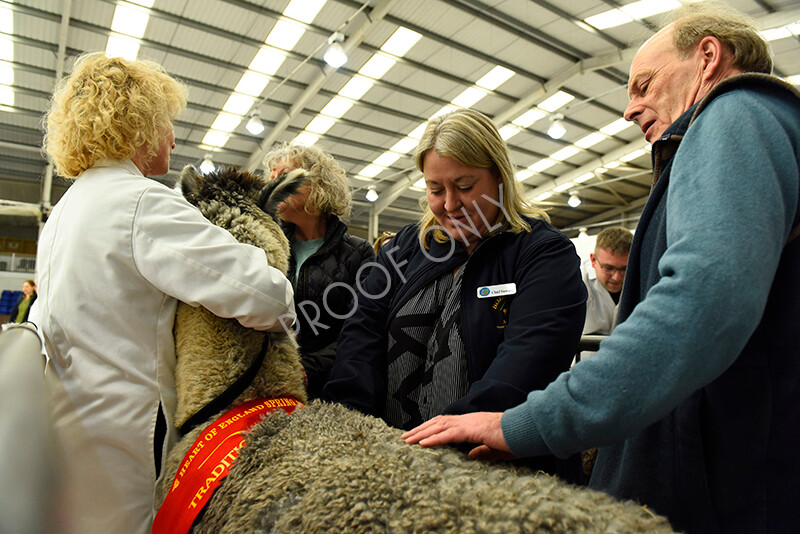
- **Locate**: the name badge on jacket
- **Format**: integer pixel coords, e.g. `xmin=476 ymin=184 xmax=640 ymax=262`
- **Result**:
xmin=476 ymin=283 xmax=516 ymax=299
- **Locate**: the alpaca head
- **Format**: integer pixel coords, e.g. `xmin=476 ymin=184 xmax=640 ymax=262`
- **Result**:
xmin=172 ymin=166 xmax=309 ymax=428
xmin=180 ymin=165 xmax=309 ymax=273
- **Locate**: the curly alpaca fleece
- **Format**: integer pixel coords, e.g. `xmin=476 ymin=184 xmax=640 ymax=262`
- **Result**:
xmin=158 ymin=166 xmax=674 ymax=533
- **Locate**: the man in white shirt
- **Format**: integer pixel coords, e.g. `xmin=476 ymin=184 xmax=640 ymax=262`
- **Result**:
xmin=581 ymin=227 xmax=632 ymax=336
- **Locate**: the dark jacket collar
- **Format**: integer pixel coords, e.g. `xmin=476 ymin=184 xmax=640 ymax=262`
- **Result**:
xmin=650 ymin=73 xmax=800 ymax=187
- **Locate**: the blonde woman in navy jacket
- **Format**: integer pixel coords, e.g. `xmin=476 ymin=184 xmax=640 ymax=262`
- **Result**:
xmin=323 ymin=109 xmax=586 ymax=477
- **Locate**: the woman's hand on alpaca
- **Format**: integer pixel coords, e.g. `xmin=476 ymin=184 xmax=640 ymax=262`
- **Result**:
xmin=401 ymin=412 xmax=515 ymax=460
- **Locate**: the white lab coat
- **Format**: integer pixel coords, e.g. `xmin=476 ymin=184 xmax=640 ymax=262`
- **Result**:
xmin=581 ymin=260 xmax=619 ymax=336
xmin=31 ymin=160 xmax=294 ymax=534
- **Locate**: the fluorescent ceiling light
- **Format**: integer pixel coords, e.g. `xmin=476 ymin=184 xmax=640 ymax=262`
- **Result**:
xmin=585 ymin=9 xmax=633 ymax=29
xmin=0 ymin=63 xmax=13 ymax=85
xmin=292 ymin=131 xmax=320 ymax=147
xmin=373 ymin=152 xmax=401 ymax=167
xmin=202 ymin=130 xmax=230 ymax=147
xmin=451 ymin=87 xmax=486 ymax=108
xmin=0 ymin=39 xmax=12 ymax=62
xmin=320 ymin=97 xmax=353 ymax=118
xmin=235 ymin=71 xmax=270 ymax=97
xmin=515 ymin=169 xmax=534 ymax=181
xmin=575 ymin=132 xmax=607 ymax=148
xmin=352 ymin=174 xmax=375 ymax=182
xmin=250 ymin=47 xmax=285 ymax=75
xmin=621 ymin=0 xmax=680 ymax=20
xmin=574 ymin=173 xmax=595 ymax=183
xmin=223 ymin=93 xmax=256 ymax=115
xmin=338 ymin=76 xmax=374 ymax=100
xmin=534 ymin=192 xmax=553 ymax=201
xmin=283 ymin=0 xmax=326 ymax=23
xmin=585 ymin=0 xmax=681 ymax=30
xmin=210 ymin=112 xmax=242 ymax=133
xmin=761 ymin=21 xmax=800 ymax=41
xmin=619 ymin=148 xmax=647 ymax=162
xmin=499 ymin=125 xmax=521 ymax=140
xmin=390 ymin=137 xmax=418 ymax=154
xmin=605 ymin=160 xmax=622 ymax=169
xmin=512 ymin=108 xmax=547 ymax=128
xmin=411 ymin=178 xmax=426 ymax=189
xmin=528 ymin=159 xmax=557 ymax=173
xmin=553 ymin=181 xmax=574 ymax=193
xmin=407 ymin=123 xmax=427 ymax=140
xmin=761 ymin=27 xmax=792 ymax=41
xmin=105 ymin=35 xmax=140 ymax=60
xmin=381 ymin=27 xmax=422 ymax=57
xmin=0 ymin=8 xmax=11 ymax=35
xmin=111 ymin=5 xmax=149 ymax=38
xmin=476 ymin=66 xmax=515 ymax=90
xmin=430 ymin=105 xmax=457 ymax=119
xmin=359 ymin=54 xmax=396 ymax=79
xmin=305 ymin=115 xmax=336 ymax=135
xmin=0 ymin=84 xmax=13 ymax=106
xmin=358 ymin=164 xmax=385 ymax=179
xmin=600 ymin=117 xmax=632 ymax=135
xmin=550 ymin=146 xmax=580 ymax=161
xmin=266 ymin=19 xmax=304 ymax=50
xmin=538 ymin=91 xmax=574 ymax=112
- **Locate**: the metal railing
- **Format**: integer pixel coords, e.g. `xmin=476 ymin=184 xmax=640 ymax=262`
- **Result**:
xmin=0 ymin=253 xmax=36 ymax=273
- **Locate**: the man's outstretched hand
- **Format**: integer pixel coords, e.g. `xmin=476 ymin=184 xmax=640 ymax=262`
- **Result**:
xmin=401 ymin=412 xmax=516 ymax=461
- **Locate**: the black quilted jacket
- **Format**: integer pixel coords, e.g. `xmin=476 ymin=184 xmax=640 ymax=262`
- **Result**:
xmin=284 ymin=215 xmax=375 ymax=398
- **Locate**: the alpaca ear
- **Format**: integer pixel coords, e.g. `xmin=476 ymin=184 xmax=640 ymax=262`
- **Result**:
xmin=259 ymin=168 xmax=309 ymax=217
xmin=180 ymin=165 xmax=203 ymax=200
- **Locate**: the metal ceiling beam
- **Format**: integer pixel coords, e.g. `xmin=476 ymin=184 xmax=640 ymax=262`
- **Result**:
xmin=0 ymin=141 xmax=44 ymax=155
xmin=754 ymin=7 xmax=800 ymax=30
xmin=565 ymin=195 xmax=649 ymax=232
xmin=373 ymin=167 xmax=420 ymax=213
xmin=41 ymin=0 xmax=72 ymax=215
xmin=54 ymin=0 xmax=71 ymax=81
xmin=0 ymin=200 xmax=41 ymax=218
xmin=245 ymin=0 xmax=401 ymax=171
xmin=525 ymin=139 xmax=648 ymax=199
xmin=494 ymin=47 xmax=636 ymax=126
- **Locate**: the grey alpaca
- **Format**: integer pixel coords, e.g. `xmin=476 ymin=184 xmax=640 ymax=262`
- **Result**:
xmin=157 ymin=166 xmax=674 ymax=533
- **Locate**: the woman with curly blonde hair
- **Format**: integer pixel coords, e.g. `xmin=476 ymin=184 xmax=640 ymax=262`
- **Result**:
xmin=34 ymin=53 xmax=294 ymax=533
xmin=263 ymin=143 xmax=374 ymax=398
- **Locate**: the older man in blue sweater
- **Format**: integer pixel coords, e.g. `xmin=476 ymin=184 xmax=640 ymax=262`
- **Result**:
xmin=404 ymin=3 xmax=800 ymax=533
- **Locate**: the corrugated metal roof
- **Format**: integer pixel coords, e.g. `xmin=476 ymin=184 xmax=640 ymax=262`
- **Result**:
xmin=1 ymin=0 xmax=799 ymax=236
